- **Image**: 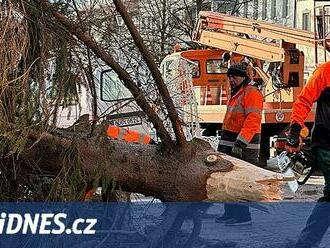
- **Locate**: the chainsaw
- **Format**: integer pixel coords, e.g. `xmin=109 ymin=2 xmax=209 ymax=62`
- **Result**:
xmin=277 ymin=147 xmax=316 ymax=192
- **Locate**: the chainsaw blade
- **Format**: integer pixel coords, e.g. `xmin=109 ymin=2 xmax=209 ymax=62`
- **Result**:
xmin=277 ymin=152 xmax=299 ymax=193
xmin=284 ymin=168 xmax=299 ymax=193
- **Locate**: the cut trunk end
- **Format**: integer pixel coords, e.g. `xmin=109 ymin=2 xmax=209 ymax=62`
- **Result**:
xmin=206 ymin=155 xmax=284 ymax=202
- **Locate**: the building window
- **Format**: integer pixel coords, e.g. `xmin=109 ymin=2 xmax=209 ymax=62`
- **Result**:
xmin=217 ymin=2 xmax=237 ymax=14
xmin=200 ymin=2 xmax=212 ymax=11
xmin=211 ymin=1 xmax=216 ymax=11
xmin=282 ymin=0 xmax=288 ymax=18
xmin=191 ymin=60 xmax=200 ymax=78
xmin=253 ymin=0 xmax=259 ymax=19
xmin=243 ymin=2 xmax=249 ymax=17
xmin=262 ymin=0 xmax=267 ymax=20
xmin=302 ymin=12 xmax=311 ymax=31
xmin=271 ymin=0 xmax=277 ymax=19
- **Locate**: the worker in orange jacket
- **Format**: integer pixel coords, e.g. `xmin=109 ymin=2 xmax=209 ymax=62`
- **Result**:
xmin=216 ymin=61 xmax=263 ymax=226
xmin=286 ymin=61 xmax=330 ymax=248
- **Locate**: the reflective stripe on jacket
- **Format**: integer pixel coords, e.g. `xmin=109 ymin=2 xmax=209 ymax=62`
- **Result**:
xmin=291 ymin=61 xmax=330 ymax=149
xmin=222 ymin=82 xmax=263 ymax=147
xmin=107 ymin=125 xmax=151 ymax=144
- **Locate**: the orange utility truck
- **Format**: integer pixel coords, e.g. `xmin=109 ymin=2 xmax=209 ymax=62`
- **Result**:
xmin=161 ymin=10 xmax=330 ymax=164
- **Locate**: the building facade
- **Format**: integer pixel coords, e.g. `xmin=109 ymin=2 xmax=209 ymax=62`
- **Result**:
xmin=295 ymin=0 xmax=330 ymax=67
xmin=224 ymin=0 xmax=330 ymax=67
xmin=233 ymin=0 xmax=295 ymax=27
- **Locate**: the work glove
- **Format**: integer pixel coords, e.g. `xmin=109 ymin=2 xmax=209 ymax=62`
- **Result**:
xmin=231 ymin=140 xmax=246 ymax=159
xmin=285 ymin=123 xmax=302 ymax=153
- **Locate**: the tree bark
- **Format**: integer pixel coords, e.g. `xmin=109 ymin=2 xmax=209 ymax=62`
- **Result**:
xmin=18 ymin=131 xmax=285 ymax=202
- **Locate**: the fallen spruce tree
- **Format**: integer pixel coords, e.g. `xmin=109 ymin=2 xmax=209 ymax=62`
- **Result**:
xmin=0 ymin=1 xmax=289 ymax=246
xmin=0 ymin=0 xmax=287 ymax=202
xmin=1 ymin=127 xmax=285 ymax=247
xmin=15 ymin=129 xmax=284 ymax=202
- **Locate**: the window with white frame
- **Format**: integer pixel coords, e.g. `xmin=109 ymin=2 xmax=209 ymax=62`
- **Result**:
xmin=302 ymin=12 xmax=311 ymax=31
xmin=243 ymin=2 xmax=248 ymax=17
xmin=271 ymin=0 xmax=277 ymax=19
xmin=253 ymin=0 xmax=259 ymax=19
xmin=282 ymin=0 xmax=288 ymax=18
xmin=262 ymin=0 xmax=267 ymax=20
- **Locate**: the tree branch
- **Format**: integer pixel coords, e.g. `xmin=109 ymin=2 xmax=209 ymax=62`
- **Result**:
xmin=113 ymin=0 xmax=188 ymax=147
xmin=39 ymin=0 xmax=174 ymax=147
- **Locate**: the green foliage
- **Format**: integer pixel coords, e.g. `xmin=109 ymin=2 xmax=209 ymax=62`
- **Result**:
xmin=49 ymin=37 xmax=81 ymax=107
xmin=0 ymin=1 xmax=90 ymax=201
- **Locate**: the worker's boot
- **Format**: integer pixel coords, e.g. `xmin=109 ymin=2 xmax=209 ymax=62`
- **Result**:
xmin=215 ymin=214 xmax=231 ymax=223
xmin=224 ymin=218 xmax=252 ymax=226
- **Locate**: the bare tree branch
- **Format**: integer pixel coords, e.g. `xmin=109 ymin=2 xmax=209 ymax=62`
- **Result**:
xmin=113 ymin=0 xmax=188 ymax=147
xmin=39 ymin=0 xmax=174 ymax=147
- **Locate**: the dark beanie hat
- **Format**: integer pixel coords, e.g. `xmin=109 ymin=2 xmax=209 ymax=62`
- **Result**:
xmin=227 ymin=62 xmax=248 ymax=77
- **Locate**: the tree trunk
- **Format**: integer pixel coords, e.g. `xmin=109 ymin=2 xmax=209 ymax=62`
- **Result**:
xmin=18 ymin=131 xmax=285 ymax=202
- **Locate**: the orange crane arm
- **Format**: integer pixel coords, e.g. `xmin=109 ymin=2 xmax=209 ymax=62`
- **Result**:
xmin=193 ymin=11 xmax=330 ymax=62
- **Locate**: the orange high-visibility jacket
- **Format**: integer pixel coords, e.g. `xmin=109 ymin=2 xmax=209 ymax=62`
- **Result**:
xmin=291 ymin=61 xmax=330 ymax=149
xmin=221 ymin=82 xmax=263 ymax=148
xmin=107 ymin=125 xmax=151 ymax=144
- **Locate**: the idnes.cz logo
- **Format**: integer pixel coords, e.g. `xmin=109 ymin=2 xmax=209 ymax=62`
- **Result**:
xmin=0 ymin=213 xmax=97 ymax=235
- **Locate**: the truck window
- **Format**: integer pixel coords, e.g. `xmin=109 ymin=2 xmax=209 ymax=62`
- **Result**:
xmin=100 ymin=69 xmax=133 ymax=102
xmin=206 ymin=59 xmax=227 ymax=74
xmin=163 ymin=59 xmax=175 ymax=81
xmin=190 ymin=60 xmax=200 ymax=78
